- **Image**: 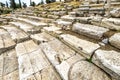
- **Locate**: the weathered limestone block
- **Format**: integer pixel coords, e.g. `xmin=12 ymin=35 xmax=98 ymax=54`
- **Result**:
xmin=53 ymin=12 xmax=61 ymax=16
xmin=47 ymin=15 xmax=59 ymax=19
xmin=55 ymin=54 xmax=84 ymax=80
xmin=3 ymin=70 xmax=19 ymax=80
xmin=2 ymin=25 xmax=29 ymax=43
xmin=27 ymin=16 xmax=44 ymax=21
xmin=109 ymin=33 xmax=120 ymax=49
xmin=9 ymin=22 xmax=41 ymax=34
xmin=72 ymin=23 xmax=109 ymax=40
xmin=31 ymin=32 xmax=55 ymax=44
xmin=18 ymin=54 xmax=34 ymax=80
xmin=34 ymin=66 xmax=61 ymax=80
xmin=89 ymin=8 xmax=105 ymax=15
xmin=17 ymin=18 xmax=48 ymax=27
xmin=40 ymin=39 xmax=76 ymax=65
xmin=15 ymin=40 xmax=38 ymax=56
xmin=90 ymin=16 xmax=103 ymax=26
xmin=68 ymin=12 xmax=77 ymax=17
xmin=55 ymin=19 xmax=73 ymax=30
xmin=59 ymin=11 xmax=67 ymax=16
xmin=28 ymin=49 xmax=50 ymax=72
xmin=0 ymin=49 xmax=17 ymax=78
xmin=0 ymin=29 xmax=16 ymax=53
xmin=110 ymin=8 xmax=120 ymax=18
xmin=61 ymin=15 xmax=76 ymax=22
xmin=101 ymin=18 xmax=120 ymax=30
xmin=3 ymin=57 xmax=18 ymax=75
xmin=69 ymin=60 xmax=111 ymax=80
xmin=43 ymin=26 xmax=62 ymax=37
xmin=59 ymin=34 xmax=100 ymax=58
xmin=76 ymin=17 xmax=91 ymax=24
xmin=94 ymin=49 xmax=120 ymax=80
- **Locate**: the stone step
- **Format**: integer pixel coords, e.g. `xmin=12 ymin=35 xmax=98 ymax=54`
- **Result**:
xmin=110 ymin=2 xmax=120 ymax=8
xmin=31 ymin=32 xmax=56 ymax=44
xmin=89 ymin=7 xmax=105 ymax=15
xmin=14 ymin=17 xmax=48 ymax=27
xmin=0 ymin=28 xmax=16 ymax=54
xmin=109 ymin=33 xmax=120 ymax=49
xmin=16 ymin=40 xmax=61 ymax=80
xmin=9 ymin=21 xmax=41 ymax=34
xmin=47 ymin=15 xmax=60 ymax=19
xmin=15 ymin=40 xmax=38 ymax=57
xmin=0 ymin=49 xmax=19 ymax=80
xmin=75 ymin=17 xmax=92 ymax=24
xmin=40 ymin=39 xmax=76 ymax=66
xmin=54 ymin=19 xmax=73 ymax=30
xmin=40 ymin=38 xmax=78 ymax=80
xmin=72 ymin=23 xmax=109 ymax=40
xmin=42 ymin=26 xmax=62 ymax=37
xmin=89 ymin=3 xmax=104 ymax=8
xmin=94 ymin=49 xmax=120 ymax=80
xmin=61 ymin=15 xmax=76 ymax=22
xmin=19 ymin=15 xmax=54 ymax=23
xmin=24 ymin=66 xmax=62 ymax=80
xmin=1 ymin=25 xmax=29 ymax=43
xmin=40 ymin=37 xmax=111 ymax=80
xmin=68 ymin=12 xmax=77 ymax=17
xmin=59 ymin=34 xmax=100 ymax=58
xmin=17 ymin=49 xmax=50 ymax=80
xmin=69 ymin=60 xmax=111 ymax=80
xmin=101 ymin=18 xmax=120 ymax=30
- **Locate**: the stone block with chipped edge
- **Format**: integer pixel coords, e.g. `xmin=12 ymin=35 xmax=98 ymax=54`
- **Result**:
xmin=94 ymin=49 xmax=120 ymax=80
xmin=55 ymin=54 xmax=85 ymax=80
xmin=55 ymin=19 xmax=73 ymax=30
xmin=69 ymin=60 xmax=111 ymax=80
xmin=100 ymin=18 xmax=120 ymax=30
xmin=40 ymin=39 xmax=76 ymax=66
xmin=59 ymin=34 xmax=100 ymax=58
xmin=109 ymin=33 xmax=120 ymax=49
xmin=72 ymin=23 xmax=109 ymax=40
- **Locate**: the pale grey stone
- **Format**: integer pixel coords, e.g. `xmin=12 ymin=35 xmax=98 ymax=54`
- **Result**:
xmin=72 ymin=23 xmax=109 ymax=40
xmin=94 ymin=49 xmax=120 ymax=80
xmin=110 ymin=8 xmax=120 ymax=18
xmin=59 ymin=34 xmax=100 ymax=58
xmin=101 ymin=18 xmax=120 ymax=30
xmin=109 ymin=33 xmax=120 ymax=49
xmin=69 ymin=60 xmax=111 ymax=80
